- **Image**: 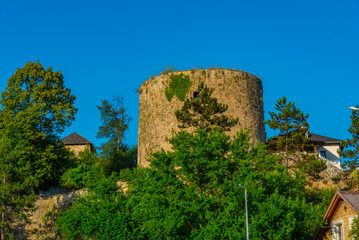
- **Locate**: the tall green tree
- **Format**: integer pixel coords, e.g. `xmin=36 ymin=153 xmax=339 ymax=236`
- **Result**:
xmin=265 ymin=96 xmax=310 ymax=168
xmin=97 ymin=96 xmax=136 ymax=173
xmin=339 ymin=105 xmax=359 ymax=170
xmin=175 ymin=82 xmax=238 ymax=132
xmin=0 ymin=61 xmax=77 ymax=190
xmin=0 ymin=119 xmax=37 ymax=240
xmin=1 ymin=61 xmax=77 ymax=136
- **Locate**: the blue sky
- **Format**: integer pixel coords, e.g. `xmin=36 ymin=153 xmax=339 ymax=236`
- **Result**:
xmin=0 ymin=0 xmax=358 ymax=148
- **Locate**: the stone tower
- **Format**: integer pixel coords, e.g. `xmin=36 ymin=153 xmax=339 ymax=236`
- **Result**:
xmin=138 ymin=68 xmax=265 ymax=167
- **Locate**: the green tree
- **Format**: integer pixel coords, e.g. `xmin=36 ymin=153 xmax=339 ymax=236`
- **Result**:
xmin=97 ymin=96 xmax=136 ymax=173
xmin=56 ymin=167 xmax=139 ymax=240
xmin=1 ymin=61 xmax=77 ymax=136
xmin=123 ymin=129 xmax=324 ymax=239
xmin=265 ymin=96 xmax=310 ymax=168
xmin=349 ymin=217 xmax=359 ymax=240
xmin=339 ymin=105 xmax=359 ymax=170
xmin=0 ymin=120 xmax=37 ymax=239
xmin=175 ymin=82 xmax=238 ymax=132
xmin=0 ymin=61 xmax=77 ymax=191
xmin=297 ymin=153 xmax=327 ymax=180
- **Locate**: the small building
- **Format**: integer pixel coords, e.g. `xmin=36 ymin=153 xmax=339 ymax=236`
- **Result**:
xmin=313 ymin=191 xmax=359 ymax=240
xmin=308 ymin=132 xmax=342 ymax=169
xmin=61 ymin=132 xmax=94 ymax=156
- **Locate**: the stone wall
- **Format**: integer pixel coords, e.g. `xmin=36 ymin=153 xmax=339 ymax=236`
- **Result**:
xmin=65 ymin=144 xmax=90 ymax=156
xmin=14 ymin=189 xmax=84 ymax=240
xmin=138 ymin=69 xmax=265 ymax=167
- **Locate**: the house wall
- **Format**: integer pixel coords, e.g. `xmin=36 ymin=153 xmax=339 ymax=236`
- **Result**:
xmin=322 ymin=200 xmax=357 ymax=240
xmin=317 ymin=143 xmax=341 ymax=168
xmin=65 ymin=144 xmax=91 ymax=156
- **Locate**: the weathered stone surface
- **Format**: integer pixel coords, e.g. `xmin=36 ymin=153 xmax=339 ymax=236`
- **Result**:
xmin=138 ymin=69 xmax=265 ymax=167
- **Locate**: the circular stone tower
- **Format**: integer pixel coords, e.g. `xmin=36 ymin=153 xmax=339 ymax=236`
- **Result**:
xmin=138 ymin=68 xmax=265 ymax=167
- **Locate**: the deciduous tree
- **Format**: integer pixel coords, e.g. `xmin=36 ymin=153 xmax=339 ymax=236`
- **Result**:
xmin=0 ymin=61 xmax=76 ymax=190
xmin=97 ymin=96 xmax=136 ymax=173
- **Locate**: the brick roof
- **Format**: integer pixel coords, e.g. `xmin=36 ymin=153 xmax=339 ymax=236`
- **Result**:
xmin=61 ymin=132 xmax=92 ymax=145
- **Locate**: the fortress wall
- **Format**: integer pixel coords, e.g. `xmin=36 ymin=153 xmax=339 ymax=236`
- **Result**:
xmin=138 ymin=69 xmax=265 ymax=167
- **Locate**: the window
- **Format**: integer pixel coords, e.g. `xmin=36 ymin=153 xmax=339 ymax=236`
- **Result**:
xmin=193 ymin=91 xmax=199 ymax=99
xmin=332 ymin=219 xmax=344 ymax=240
xmin=320 ymin=151 xmax=327 ymax=158
xmin=335 ymin=223 xmax=343 ymax=240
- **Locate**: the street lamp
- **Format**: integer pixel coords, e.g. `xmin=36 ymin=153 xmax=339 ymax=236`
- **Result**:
xmin=349 ymin=106 xmax=359 ymax=111
xmin=239 ymin=184 xmax=249 ymax=240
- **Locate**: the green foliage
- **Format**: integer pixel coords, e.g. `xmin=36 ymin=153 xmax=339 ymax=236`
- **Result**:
xmin=1 ymin=60 xmax=77 ymax=136
xmin=61 ymin=164 xmax=87 ymax=189
xmin=77 ymin=149 xmax=98 ymax=166
xmin=56 ymin=93 xmax=329 ymax=239
xmin=97 ymin=96 xmax=136 ymax=174
xmin=339 ymin=105 xmax=359 ymax=170
xmin=97 ymin=96 xmax=131 ymax=151
xmin=297 ymin=154 xmax=327 ymax=180
xmin=353 ymin=169 xmax=359 ymax=187
xmin=165 ymin=73 xmax=192 ymax=102
xmin=349 ymin=217 xmax=359 ymax=240
xmin=122 ymin=129 xmax=325 ymax=239
xmin=265 ymin=96 xmax=310 ymax=168
xmin=0 ymin=61 xmax=77 ymax=191
xmin=175 ymin=82 xmax=238 ymax=132
xmin=98 ymin=144 xmax=137 ymax=176
xmin=0 ymin=120 xmax=37 ymax=239
xmin=56 ymin=170 xmax=139 ymax=240
xmin=56 ymin=129 xmax=329 ymax=240
xmin=61 ymin=151 xmax=100 ymax=189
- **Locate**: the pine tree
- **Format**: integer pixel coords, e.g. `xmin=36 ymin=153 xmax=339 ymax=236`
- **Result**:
xmin=339 ymin=105 xmax=359 ymax=170
xmin=175 ymin=82 xmax=238 ymax=132
xmin=265 ymin=96 xmax=310 ymax=168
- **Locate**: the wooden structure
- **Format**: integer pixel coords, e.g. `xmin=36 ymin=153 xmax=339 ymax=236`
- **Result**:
xmin=313 ymin=191 xmax=359 ymax=240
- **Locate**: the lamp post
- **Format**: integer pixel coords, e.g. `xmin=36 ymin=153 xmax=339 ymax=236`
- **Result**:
xmin=239 ymin=184 xmax=249 ymax=240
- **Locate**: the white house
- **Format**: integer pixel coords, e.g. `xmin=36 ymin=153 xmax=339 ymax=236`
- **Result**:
xmin=308 ymin=132 xmax=342 ymax=169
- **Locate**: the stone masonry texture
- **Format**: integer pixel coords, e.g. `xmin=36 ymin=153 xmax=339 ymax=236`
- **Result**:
xmin=138 ymin=69 xmax=265 ymax=167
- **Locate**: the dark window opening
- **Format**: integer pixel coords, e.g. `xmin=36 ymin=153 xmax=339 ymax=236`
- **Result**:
xmin=193 ymin=91 xmax=199 ymax=99
xmin=320 ymin=151 xmax=327 ymax=158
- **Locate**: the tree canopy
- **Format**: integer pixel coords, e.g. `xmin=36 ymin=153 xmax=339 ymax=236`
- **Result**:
xmin=97 ymin=96 xmax=136 ymax=174
xmin=0 ymin=120 xmax=37 ymax=239
xmin=1 ymin=61 xmax=77 ymax=136
xmin=339 ymin=105 xmax=359 ymax=170
xmin=265 ymin=96 xmax=310 ymax=168
xmin=0 ymin=61 xmax=76 ymax=190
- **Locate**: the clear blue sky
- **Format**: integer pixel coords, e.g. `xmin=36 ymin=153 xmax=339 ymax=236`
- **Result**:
xmin=0 ymin=0 xmax=358 ymax=148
